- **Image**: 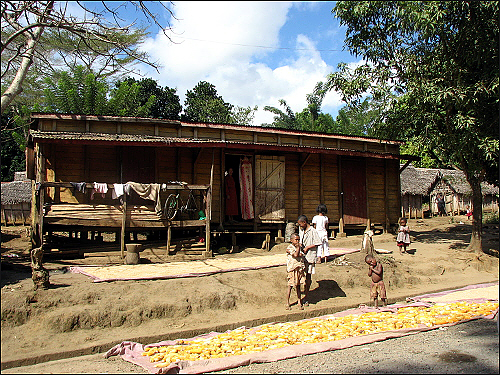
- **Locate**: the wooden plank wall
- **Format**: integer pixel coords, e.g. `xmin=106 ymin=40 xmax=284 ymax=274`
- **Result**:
xmin=301 ymin=154 xmax=322 ymax=219
xmin=323 ymin=154 xmax=339 ymax=223
xmin=366 ymin=158 xmax=386 ymax=224
xmin=386 ymin=159 xmax=401 ymax=224
xmin=1 ymin=203 xmax=31 ymax=225
xmin=285 ymin=153 xmax=300 ymax=222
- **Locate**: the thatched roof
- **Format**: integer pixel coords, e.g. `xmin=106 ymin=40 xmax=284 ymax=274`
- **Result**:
xmin=1 ymin=181 xmax=32 ymax=204
xmin=401 ymin=164 xmax=499 ymax=196
xmin=400 ymin=164 xmax=440 ymax=195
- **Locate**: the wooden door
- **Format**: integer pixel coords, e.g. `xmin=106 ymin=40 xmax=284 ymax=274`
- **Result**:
xmin=122 ymin=147 xmax=155 ymax=183
xmin=122 ymin=147 xmax=156 ymax=205
xmin=341 ymin=158 xmax=367 ymax=225
xmin=255 ymin=155 xmax=285 ymax=221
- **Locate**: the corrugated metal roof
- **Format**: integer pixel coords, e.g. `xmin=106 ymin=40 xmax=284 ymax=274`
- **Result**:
xmin=30 ymin=112 xmax=404 ymax=145
xmin=30 ymin=131 xmax=407 ymax=160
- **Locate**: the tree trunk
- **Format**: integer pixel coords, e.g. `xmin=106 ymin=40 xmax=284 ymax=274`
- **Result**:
xmin=30 ymin=246 xmax=50 ymax=290
xmin=1 ymin=2 xmax=53 ymax=112
xmin=467 ymin=176 xmax=483 ymax=254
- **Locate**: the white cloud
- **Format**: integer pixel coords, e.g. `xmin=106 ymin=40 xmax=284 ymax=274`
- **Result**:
xmin=139 ymin=1 xmax=348 ymax=125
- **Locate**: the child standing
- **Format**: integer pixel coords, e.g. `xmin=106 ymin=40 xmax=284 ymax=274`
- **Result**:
xmin=297 ymin=215 xmax=322 ymax=307
xmin=312 ymin=204 xmax=330 ymax=263
xmin=285 ymin=233 xmax=305 ymax=310
xmin=396 ymin=217 xmax=410 ymax=254
xmin=466 ymin=205 xmax=473 ymax=221
xmin=365 ymin=254 xmax=387 ymax=308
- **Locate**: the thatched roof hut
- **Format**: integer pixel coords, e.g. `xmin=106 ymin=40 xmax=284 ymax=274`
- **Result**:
xmin=1 ymin=181 xmax=32 ymax=205
xmin=1 ymin=180 xmax=32 ymax=225
xmin=401 ymin=164 xmax=499 ymax=217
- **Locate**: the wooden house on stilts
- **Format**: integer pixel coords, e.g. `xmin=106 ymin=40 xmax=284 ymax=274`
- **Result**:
xmin=27 ymin=113 xmax=417 ymax=259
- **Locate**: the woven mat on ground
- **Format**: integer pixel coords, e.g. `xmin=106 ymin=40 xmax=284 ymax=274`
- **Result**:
xmin=70 ymin=248 xmax=359 ymax=283
xmin=408 ymin=281 xmax=499 ymax=304
xmin=105 ymin=284 xmax=498 ymax=374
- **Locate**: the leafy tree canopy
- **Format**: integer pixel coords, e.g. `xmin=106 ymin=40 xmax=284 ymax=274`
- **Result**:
xmin=42 ymin=65 xmax=156 ymax=117
xmin=329 ymin=0 xmax=499 ymax=252
xmin=182 ymin=81 xmax=234 ymax=123
xmin=1 ymin=1 xmax=175 ymax=112
xmin=118 ymin=78 xmax=182 ymax=120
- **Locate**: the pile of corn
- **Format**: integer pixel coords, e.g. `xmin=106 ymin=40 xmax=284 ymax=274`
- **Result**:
xmin=143 ymin=301 xmax=498 ymax=368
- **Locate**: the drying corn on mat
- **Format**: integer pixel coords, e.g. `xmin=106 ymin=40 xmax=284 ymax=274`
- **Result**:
xmin=105 ymin=283 xmax=498 ymax=374
xmin=70 ymin=248 xmax=360 ymax=282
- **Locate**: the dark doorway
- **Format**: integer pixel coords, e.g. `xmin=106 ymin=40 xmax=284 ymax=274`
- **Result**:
xmin=224 ymin=154 xmax=242 ymax=222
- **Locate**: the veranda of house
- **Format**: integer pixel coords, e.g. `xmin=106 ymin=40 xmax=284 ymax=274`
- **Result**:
xmin=27 ymin=113 xmax=416 ymax=260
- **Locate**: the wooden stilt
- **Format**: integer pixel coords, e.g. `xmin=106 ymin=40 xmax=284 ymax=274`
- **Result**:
xmin=120 ymin=195 xmax=127 ymax=261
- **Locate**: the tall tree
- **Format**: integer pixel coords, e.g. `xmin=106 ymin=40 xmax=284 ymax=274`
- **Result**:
xmin=43 ymin=65 xmax=156 ymax=117
xmin=328 ymin=1 xmax=499 ymax=253
xmin=182 ymin=81 xmax=233 ymax=123
xmin=231 ymin=105 xmax=258 ymax=125
xmin=119 ymin=78 xmax=182 ymax=120
xmin=335 ymin=98 xmax=381 ymax=137
xmin=1 ymin=107 xmax=28 ymax=181
xmin=263 ymin=99 xmax=299 ymax=130
xmin=1 ymin=1 xmax=175 ymax=112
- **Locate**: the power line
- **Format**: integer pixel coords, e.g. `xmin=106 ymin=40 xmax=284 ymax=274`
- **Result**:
xmin=171 ymin=35 xmax=344 ymax=52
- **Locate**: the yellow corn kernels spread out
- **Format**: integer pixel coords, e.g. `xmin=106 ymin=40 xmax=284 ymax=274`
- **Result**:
xmin=142 ymin=301 xmax=498 ymax=368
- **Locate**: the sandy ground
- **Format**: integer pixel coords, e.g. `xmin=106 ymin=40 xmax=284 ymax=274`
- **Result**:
xmin=1 ymin=216 xmax=499 ymax=373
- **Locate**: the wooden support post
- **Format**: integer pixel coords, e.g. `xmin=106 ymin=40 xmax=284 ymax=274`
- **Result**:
xmin=266 ymin=233 xmax=270 ymax=251
xmin=366 ymin=218 xmax=371 ymax=232
xmin=231 ymin=233 xmax=236 ymax=253
xmin=120 ymin=195 xmax=127 ymax=261
xmin=167 ymin=225 xmax=171 ymax=254
xmin=205 ymin=149 xmax=215 ymax=257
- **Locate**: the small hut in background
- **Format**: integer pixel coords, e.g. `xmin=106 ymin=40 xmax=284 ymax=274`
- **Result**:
xmin=400 ymin=164 xmax=499 ymax=218
xmin=1 ymin=172 xmax=32 ymax=225
xmin=430 ymin=169 xmax=499 ymax=216
xmin=400 ymin=164 xmax=440 ymax=219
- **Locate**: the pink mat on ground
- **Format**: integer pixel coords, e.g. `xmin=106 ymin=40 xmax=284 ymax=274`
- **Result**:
xmin=105 ymin=283 xmax=498 ymax=374
xmin=408 ymin=281 xmax=499 ymax=303
xmin=70 ymin=248 xmax=360 ymax=283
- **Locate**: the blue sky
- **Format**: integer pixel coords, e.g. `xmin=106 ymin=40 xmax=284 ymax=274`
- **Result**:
xmin=75 ymin=1 xmax=362 ymax=125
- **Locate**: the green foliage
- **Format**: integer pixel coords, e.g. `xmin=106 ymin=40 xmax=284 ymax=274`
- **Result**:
xmin=330 ymin=1 xmax=499 ymax=186
xmin=482 ymin=212 xmax=499 ymax=225
xmin=263 ymin=99 xmax=300 ymax=130
xmin=43 ymin=66 xmax=109 ymax=114
xmin=107 ymin=80 xmax=156 ymax=117
xmin=182 ymin=81 xmax=233 ymax=123
xmin=335 ymin=98 xmax=381 ymax=136
xmin=41 ymin=66 xmax=159 ymax=117
xmin=231 ymin=105 xmax=258 ymax=125
xmin=1 ymin=108 xmax=26 ymax=181
xmin=118 ymin=78 xmax=182 ymax=120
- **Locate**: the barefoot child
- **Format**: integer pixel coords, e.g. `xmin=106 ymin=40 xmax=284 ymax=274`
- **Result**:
xmin=297 ymin=215 xmax=322 ymax=307
xmin=396 ymin=217 xmax=410 ymax=254
xmin=286 ymin=233 xmax=305 ymax=310
xmin=365 ymin=254 xmax=387 ymax=308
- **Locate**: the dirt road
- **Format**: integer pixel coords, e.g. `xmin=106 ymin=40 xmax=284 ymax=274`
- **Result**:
xmin=2 ymin=316 xmax=498 ymax=374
